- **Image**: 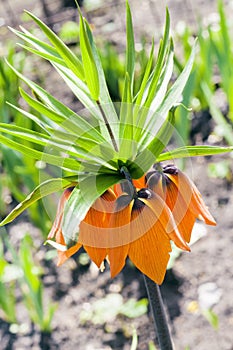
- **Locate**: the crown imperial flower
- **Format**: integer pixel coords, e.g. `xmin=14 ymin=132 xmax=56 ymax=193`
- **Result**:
xmin=146 ymin=164 xmax=216 ymax=243
xmin=48 ymin=163 xmax=216 ymax=284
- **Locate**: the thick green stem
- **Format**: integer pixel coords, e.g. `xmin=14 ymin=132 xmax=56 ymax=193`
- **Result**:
xmin=143 ymin=274 xmax=174 ymax=350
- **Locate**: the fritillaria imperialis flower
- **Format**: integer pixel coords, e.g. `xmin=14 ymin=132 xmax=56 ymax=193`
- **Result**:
xmin=48 ymin=164 xmax=216 ymax=285
xmin=145 ymin=164 xmax=216 ymax=243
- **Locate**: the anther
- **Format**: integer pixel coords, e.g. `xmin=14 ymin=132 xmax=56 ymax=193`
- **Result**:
xmin=163 ymin=164 xmax=178 ymax=175
xmin=137 ymin=188 xmax=152 ymax=199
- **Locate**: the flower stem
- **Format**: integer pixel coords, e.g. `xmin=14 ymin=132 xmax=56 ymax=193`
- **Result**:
xmin=97 ymin=100 xmax=119 ymax=152
xmin=143 ymin=274 xmax=174 ymax=350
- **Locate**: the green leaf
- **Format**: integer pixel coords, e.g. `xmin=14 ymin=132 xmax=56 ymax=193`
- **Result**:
xmin=136 ymin=40 xmax=174 ymax=147
xmin=6 ymin=61 xmax=96 ymax=129
xmin=62 ymin=173 xmax=121 ymax=248
xmin=79 ymin=11 xmax=99 ymax=100
xmin=7 ymin=62 xmax=114 ymax=150
xmin=218 ymin=0 xmax=231 ymax=60
xmin=120 ymin=298 xmax=148 ymax=318
xmin=143 ymin=8 xmax=170 ymax=109
xmin=157 ymin=145 xmax=233 ymax=162
xmin=202 ymin=309 xmax=219 ymax=330
xmin=84 ymin=20 xmax=119 ymax=129
xmin=19 ymin=86 xmax=110 ymax=146
xmin=0 ymin=123 xmax=110 ymax=164
xmin=51 ymin=62 xmax=103 ymax=122
xmin=119 ymin=101 xmax=136 ymax=162
xmin=156 ymin=39 xmax=197 ymax=120
xmin=147 ymin=109 xmax=175 ymax=156
xmin=9 ymin=26 xmax=65 ymax=66
xmin=8 ymin=59 xmax=103 ymax=131
xmin=134 ymin=39 xmax=154 ymax=107
xmin=132 ymin=40 xmax=196 ymax=173
xmin=18 ymin=43 xmax=65 ymax=65
xmin=24 ymin=11 xmax=84 ymax=80
xmin=6 ymin=102 xmax=51 ymax=133
xmin=0 ymin=133 xmax=81 ymax=172
xmin=119 ymin=74 xmax=134 ymax=159
xmin=0 ymin=123 xmax=54 ymax=147
xmin=126 ymin=0 xmax=135 ymax=94
xmin=46 ymin=128 xmax=117 ymax=169
xmin=0 ymin=177 xmax=77 ymax=226
xmin=10 ymin=26 xmax=102 ymax=121
xmin=150 ymin=40 xmax=174 ymax=113
xmin=130 ymin=110 xmax=175 ymax=178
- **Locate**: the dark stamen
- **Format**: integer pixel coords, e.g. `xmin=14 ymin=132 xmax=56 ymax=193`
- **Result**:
xmin=163 ymin=164 xmax=178 ymax=175
xmin=137 ymin=188 xmax=152 ymax=199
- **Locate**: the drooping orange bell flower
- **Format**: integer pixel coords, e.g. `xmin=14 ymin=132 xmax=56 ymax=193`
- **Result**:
xmin=47 ymin=187 xmax=116 ymax=267
xmin=48 ymin=163 xmax=216 ymax=285
xmin=146 ymin=164 xmax=216 ymax=243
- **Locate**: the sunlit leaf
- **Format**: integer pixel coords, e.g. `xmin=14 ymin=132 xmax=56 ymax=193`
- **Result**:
xmin=0 ymin=177 xmax=77 ymax=226
xmin=126 ymin=0 xmax=135 ymax=94
xmin=157 ymin=145 xmax=233 ymax=162
xmin=156 ymin=39 xmax=197 ymax=120
xmin=131 ymin=110 xmax=175 ymax=178
xmin=79 ymin=11 xmax=99 ymax=100
xmin=0 ymin=133 xmax=81 ymax=172
xmin=143 ymin=8 xmax=170 ymax=109
xmin=24 ymin=11 xmax=84 ymax=80
xmin=134 ymin=39 xmax=154 ymax=107
xmin=84 ymin=20 xmax=119 ymax=144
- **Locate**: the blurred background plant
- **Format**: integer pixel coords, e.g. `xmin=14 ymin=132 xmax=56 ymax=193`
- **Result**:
xmin=0 ymin=45 xmax=51 ymax=233
xmin=0 ymin=230 xmax=56 ymax=333
xmin=173 ymin=0 xmax=233 ymax=174
xmin=180 ymin=0 xmax=233 ymax=144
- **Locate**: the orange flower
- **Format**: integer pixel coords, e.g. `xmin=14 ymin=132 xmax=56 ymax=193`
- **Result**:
xmin=48 ymin=188 xmax=116 ymax=267
xmin=146 ymin=164 xmax=216 ymax=243
xmin=106 ymin=187 xmax=190 ymax=284
xmin=48 ymin=179 xmax=190 ymax=284
xmin=48 ymin=164 xmax=216 ymax=284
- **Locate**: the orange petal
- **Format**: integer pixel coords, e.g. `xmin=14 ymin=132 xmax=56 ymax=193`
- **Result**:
xmin=162 ymin=179 xmax=196 ymax=243
xmin=133 ymin=175 xmax=146 ymax=189
xmin=192 ymin=186 xmax=216 ymax=225
xmin=57 ymin=242 xmax=82 ymax=266
xmin=54 ymin=229 xmax=81 ymax=266
xmin=108 ymin=244 xmax=129 ymax=278
xmin=141 ymin=194 xmax=190 ymax=251
xmin=167 ymin=171 xmax=216 ymax=226
xmin=107 ymin=198 xmax=132 ymax=277
xmin=146 ymin=172 xmax=164 ymax=198
xmin=84 ymin=245 xmax=107 ymax=268
xmin=76 ymin=189 xmax=117 ymax=267
xmin=78 ymin=189 xmax=116 ymax=248
xmin=176 ymin=210 xmax=196 ymax=243
xmin=48 ymin=188 xmax=73 ymax=239
xmin=129 ymin=207 xmax=172 ymax=285
xmin=113 ymin=183 xmax=123 ymax=196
